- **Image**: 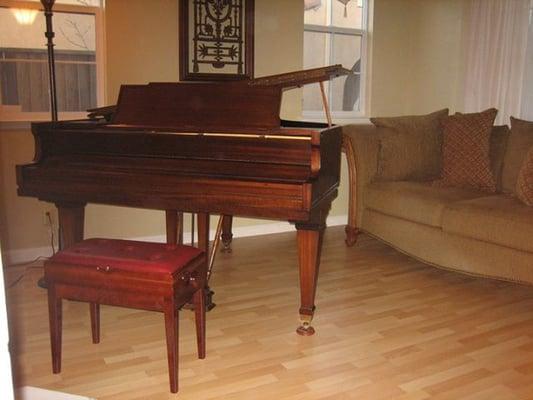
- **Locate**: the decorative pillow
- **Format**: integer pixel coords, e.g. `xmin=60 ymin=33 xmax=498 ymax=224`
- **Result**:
xmin=501 ymin=117 xmax=533 ymax=193
xmin=516 ymin=146 xmax=533 ymax=206
xmin=370 ymin=108 xmax=448 ymax=181
xmin=435 ymin=108 xmax=497 ymax=192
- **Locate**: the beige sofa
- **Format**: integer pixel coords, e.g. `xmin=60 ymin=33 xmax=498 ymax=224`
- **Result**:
xmin=342 ymin=118 xmax=533 ymax=284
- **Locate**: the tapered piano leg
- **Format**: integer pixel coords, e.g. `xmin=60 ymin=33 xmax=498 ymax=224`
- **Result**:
xmin=195 ymin=213 xmax=215 ymax=311
xmin=56 ymin=202 xmax=86 ymax=250
xmin=165 ymin=210 xmax=183 ymax=245
xmin=295 ymin=226 xmax=325 ymax=336
xmin=220 ymin=215 xmax=233 ymax=253
xmin=37 ymin=203 xmax=86 ymax=289
xmin=293 ymin=199 xmax=330 ymax=336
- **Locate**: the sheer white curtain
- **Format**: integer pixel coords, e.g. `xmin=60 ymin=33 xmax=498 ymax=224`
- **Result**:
xmin=521 ymin=6 xmax=533 ymax=120
xmin=463 ymin=0 xmax=531 ymax=124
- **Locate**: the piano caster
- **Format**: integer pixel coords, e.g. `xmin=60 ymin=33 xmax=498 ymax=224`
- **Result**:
xmin=220 ymin=239 xmax=232 ymax=253
xmin=296 ymin=321 xmax=315 ymax=336
xmin=296 ymin=315 xmax=315 ymax=336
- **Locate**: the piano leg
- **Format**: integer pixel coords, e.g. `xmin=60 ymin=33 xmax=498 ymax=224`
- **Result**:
xmin=295 ymin=225 xmax=325 ymax=336
xmin=165 ymin=210 xmax=183 ymax=245
xmin=56 ymin=202 xmax=86 ymax=250
xmin=220 ymin=215 xmax=233 ymax=253
xmin=37 ymin=203 xmax=85 ymax=289
xmin=195 ymin=213 xmax=216 ymax=311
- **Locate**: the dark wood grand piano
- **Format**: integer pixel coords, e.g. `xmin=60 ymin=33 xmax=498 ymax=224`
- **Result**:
xmin=16 ymin=65 xmax=348 ymax=335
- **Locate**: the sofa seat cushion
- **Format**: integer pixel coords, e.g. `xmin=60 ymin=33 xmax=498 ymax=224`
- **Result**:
xmin=442 ymin=195 xmax=533 ymax=253
xmin=365 ymin=181 xmax=485 ymax=227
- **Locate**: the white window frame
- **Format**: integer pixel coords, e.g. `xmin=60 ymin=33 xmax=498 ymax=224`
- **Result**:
xmin=0 ymin=0 xmax=105 ymax=122
xmin=303 ymin=0 xmax=370 ymax=121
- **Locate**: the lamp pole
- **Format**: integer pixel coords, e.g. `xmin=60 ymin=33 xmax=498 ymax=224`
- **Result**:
xmin=41 ymin=0 xmax=58 ymax=121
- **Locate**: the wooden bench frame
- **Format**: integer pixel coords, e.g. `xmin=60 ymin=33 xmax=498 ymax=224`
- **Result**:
xmin=44 ymin=242 xmax=207 ymax=394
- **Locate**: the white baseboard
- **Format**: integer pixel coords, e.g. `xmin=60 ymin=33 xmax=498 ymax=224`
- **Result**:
xmin=4 ymin=215 xmax=347 ymax=266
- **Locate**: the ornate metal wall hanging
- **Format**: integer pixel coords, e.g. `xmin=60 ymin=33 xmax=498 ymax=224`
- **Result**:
xmin=179 ymin=0 xmax=254 ymax=81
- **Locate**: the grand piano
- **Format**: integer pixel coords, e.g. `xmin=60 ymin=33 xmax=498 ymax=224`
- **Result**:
xmin=16 ymin=65 xmax=347 ymax=335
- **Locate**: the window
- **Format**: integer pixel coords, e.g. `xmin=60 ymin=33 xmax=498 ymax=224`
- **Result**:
xmin=0 ymin=0 xmax=104 ymax=121
xmin=304 ymin=0 xmax=368 ymax=119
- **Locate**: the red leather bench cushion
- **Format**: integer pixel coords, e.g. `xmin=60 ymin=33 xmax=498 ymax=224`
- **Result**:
xmin=49 ymin=238 xmax=204 ymax=274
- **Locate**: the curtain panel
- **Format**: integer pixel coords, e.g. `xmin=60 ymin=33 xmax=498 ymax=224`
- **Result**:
xmin=463 ymin=0 xmax=531 ymax=125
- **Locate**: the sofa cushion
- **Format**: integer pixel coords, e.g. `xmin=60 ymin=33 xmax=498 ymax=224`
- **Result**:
xmin=502 ymin=117 xmax=533 ymax=193
xmin=370 ymin=109 xmax=448 ymax=181
xmin=365 ymin=181 xmax=485 ymax=227
xmin=516 ymin=146 xmax=533 ymax=206
xmin=442 ymin=195 xmax=533 ymax=253
xmin=435 ymin=108 xmax=497 ymax=193
xmin=490 ymin=125 xmax=511 ymax=190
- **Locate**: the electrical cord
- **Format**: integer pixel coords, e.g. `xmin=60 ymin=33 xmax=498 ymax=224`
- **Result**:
xmin=5 ymin=256 xmax=49 ymax=289
xmin=7 ymin=265 xmax=44 ymax=289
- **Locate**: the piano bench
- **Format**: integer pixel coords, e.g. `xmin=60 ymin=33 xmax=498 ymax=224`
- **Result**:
xmin=44 ymin=238 xmax=207 ymax=394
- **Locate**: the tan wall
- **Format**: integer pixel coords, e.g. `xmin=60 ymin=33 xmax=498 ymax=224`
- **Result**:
xmin=0 ymin=130 xmax=52 ymax=254
xmin=370 ymin=0 xmax=464 ymax=116
xmin=0 ymin=0 xmax=466 ymax=260
xmin=408 ymin=0 xmax=464 ymax=114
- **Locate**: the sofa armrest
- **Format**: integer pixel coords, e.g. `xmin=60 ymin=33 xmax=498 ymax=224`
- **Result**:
xmin=342 ymin=124 xmax=380 ymax=244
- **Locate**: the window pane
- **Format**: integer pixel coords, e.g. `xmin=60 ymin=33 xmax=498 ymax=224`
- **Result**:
xmin=0 ymin=7 xmax=97 ymax=113
xmin=331 ymin=33 xmax=361 ymax=112
xmin=304 ymin=0 xmax=327 ymax=26
xmin=303 ymin=30 xmax=329 ymax=112
xmin=331 ymin=0 xmax=363 ymax=29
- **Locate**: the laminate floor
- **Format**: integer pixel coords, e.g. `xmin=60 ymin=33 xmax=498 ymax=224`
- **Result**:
xmin=5 ymin=227 xmax=533 ymax=399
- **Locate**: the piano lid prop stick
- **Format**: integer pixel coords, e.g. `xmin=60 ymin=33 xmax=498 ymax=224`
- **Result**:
xmin=207 ymin=216 xmax=224 ymax=281
xmin=319 ymin=81 xmax=333 ymax=127
xmin=41 ymin=0 xmax=58 ymax=122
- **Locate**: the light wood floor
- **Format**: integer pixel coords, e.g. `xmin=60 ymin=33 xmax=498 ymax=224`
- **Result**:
xmin=6 ymin=226 xmax=533 ymax=399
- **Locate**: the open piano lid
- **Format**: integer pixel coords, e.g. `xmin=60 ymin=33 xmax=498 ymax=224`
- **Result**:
xmin=90 ymin=65 xmax=350 ymax=132
xmin=248 ymin=64 xmax=350 ymax=91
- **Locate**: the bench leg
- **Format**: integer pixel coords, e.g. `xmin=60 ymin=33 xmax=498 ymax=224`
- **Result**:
xmin=164 ymin=301 xmax=179 ymax=393
xmin=193 ymin=289 xmax=206 ymax=359
xmin=90 ymin=303 xmax=100 ymax=344
xmin=47 ymin=286 xmax=62 ymax=374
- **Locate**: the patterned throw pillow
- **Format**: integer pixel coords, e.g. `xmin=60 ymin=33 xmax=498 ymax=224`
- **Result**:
xmin=434 ymin=108 xmax=497 ymax=192
xmin=516 ymin=146 xmax=533 ymax=206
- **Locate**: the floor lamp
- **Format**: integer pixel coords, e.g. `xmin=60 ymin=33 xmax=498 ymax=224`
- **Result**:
xmin=41 ymin=0 xmax=58 ymax=122
xmin=38 ymin=0 xmax=57 ymax=289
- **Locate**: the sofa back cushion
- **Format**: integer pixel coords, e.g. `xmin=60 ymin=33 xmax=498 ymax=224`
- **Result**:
xmin=489 ymin=125 xmax=511 ymax=190
xmin=370 ymin=109 xmax=448 ymax=181
xmin=502 ymin=117 xmax=533 ymax=193
xmin=435 ymin=108 xmax=497 ymax=193
xmin=516 ymin=146 xmax=533 ymax=206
